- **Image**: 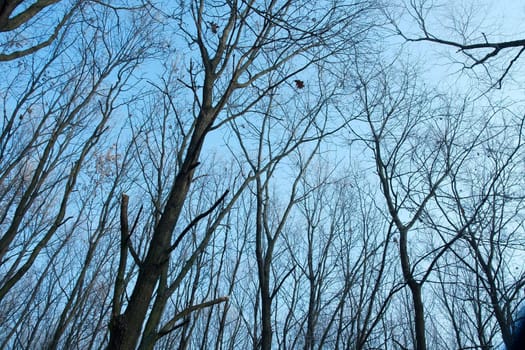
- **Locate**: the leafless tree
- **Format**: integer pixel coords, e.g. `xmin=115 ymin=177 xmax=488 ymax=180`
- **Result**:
xmin=106 ymin=1 xmax=377 ymax=348
xmin=271 ymin=167 xmax=402 ymax=350
xmin=385 ymin=0 xmax=525 ymax=88
xmin=0 ymin=3 xmax=157 ymax=348
xmin=0 ymin=0 xmax=78 ymax=61
xmin=350 ymin=59 xmax=495 ymax=349
xmin=7 ymin=1 xmax=525 ymax=349
xmin=423 ymin=109 xmax=525 ymax=349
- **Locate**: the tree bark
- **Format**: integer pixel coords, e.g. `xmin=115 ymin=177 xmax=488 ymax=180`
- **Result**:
xmin=107 ymin=109 xmax=213 ymax=349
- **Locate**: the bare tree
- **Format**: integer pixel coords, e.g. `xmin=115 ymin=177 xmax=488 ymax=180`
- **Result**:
xmin=351 ymin=60 xmax=489 ymax=349
xmin=385 ymin=0 xmax=525 ymax=88
xmin=224 ymin=76 xmax=333 ymax=349
xmin=106 ymin=1 xmax=375 ymax=348
xmin=0 ymin=0 xmax=79 ymax=61
xmin=10 ymin=1 xmax=525 ymax=349
xmin=424 ymin=110 xmax=525 ymax=349
xmin=0 ymin=3 xmax=157 ymax=348
xmin=284 ymin=171 xmax=402 ymax=350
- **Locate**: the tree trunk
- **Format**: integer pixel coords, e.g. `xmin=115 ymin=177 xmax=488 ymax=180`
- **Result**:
xmin=410 ymin=282 xmax=426 ymax=350
xmin=107 ymin=111 xmax=212 ymax=350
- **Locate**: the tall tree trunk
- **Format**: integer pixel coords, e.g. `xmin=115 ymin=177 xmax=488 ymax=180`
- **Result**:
xmin=399 ymin=227 xmax=426 ymax=350
xmin=255 ymin=175 xmax=272 ymax=350
xmin=410 ymin=282 xmax=426 ymax=350
xmin=107 ymin=110 xmax=212 ymax=350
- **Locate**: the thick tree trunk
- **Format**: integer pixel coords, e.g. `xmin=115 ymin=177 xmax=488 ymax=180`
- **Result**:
xmin=255 ymin=176 xmax=272 ymax=350
xmin=107 ymin=111 xmax=212 ymax=350
xmin=410 ymin=282 xmax=426 ymax=350
xmin=260 ymin=281 xmax=272 ymax=350
xmin=399 ymin=227 xmax=426 ymax=350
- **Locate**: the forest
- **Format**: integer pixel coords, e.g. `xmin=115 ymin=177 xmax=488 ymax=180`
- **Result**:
xmin=1 ymin=0 xmax=525 ymax=349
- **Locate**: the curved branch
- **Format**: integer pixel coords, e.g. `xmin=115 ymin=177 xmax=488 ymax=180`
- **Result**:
xmin=0 ymin=2 xmax=77 ymax=61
